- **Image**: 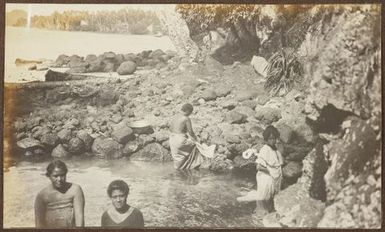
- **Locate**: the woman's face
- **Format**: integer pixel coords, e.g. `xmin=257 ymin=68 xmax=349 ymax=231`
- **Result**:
xmin=110 ymin=189 xmax=127 ymax=210
xmin=49 ymin=167 xmax=67 ymax=190
xmin=266 ymin=134 xmax=277 ymax=147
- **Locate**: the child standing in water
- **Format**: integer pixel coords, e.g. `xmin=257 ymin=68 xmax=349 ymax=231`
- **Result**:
xmin=237 ymin=125 xmax=284 ymax=218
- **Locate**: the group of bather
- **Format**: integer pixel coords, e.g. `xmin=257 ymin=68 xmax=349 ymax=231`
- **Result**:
xmin=34 ymin=103 xmax=283 ymax=228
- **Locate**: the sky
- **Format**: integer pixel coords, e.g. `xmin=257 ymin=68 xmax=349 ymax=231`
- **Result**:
xmin=6 ymin=3 xmax=173 ymax=16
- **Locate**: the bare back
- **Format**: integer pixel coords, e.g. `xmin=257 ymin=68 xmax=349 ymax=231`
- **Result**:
xmin=170 ymin=114 xmax=189 ymax=134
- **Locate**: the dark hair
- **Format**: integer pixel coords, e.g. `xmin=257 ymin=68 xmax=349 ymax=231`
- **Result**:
xmin=46 ymin=160 xmax=68 ymax=177
xmin=181 ymin=103 xmax=193 ymax=114
xmin=107 ymin=180 xmax=129 ymax=197
xmin=263 ymin=125 xmax=280 ymax=141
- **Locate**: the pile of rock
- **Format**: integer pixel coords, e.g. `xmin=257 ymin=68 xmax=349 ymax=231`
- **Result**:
xmin=50 ymin=49 xmax=178 ymax=74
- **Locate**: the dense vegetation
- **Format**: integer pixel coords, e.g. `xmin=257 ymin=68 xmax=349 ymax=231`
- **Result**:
xmin=10 ymin=8 xmax=164 ymax=35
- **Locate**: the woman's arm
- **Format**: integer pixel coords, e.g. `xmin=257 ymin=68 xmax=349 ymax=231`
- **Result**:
xmin=34 ymin=192 xmax=46 ymax=227
xmin=185 ymin=117 xmax=197 ymax=141
xmin=73 ymin=185 xmax=85 ymax=227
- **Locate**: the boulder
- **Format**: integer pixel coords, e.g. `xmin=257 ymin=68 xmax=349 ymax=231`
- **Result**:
xmin=32 ymin=126 xmax=51 ymax=140
xmin=54 ymin=54 xmax=70 ymax=67
xmin=251 ymin=55 xmax=269 ymax=77
xmin=255 ymin=106 xmax=281 ymax=124
xmin=91 ymin=137 xmax=123 ymax=159
xmin=111 ymin=126 xmax=135 ymax=144
xmin=103 ymin=51 xmax=116 ymax=59
xmin=40 ymin=133 xmax=59 ymax=148
xmin=123 ymin=53 xmax=137 ymax=62
xmin=221 ymin=100 xmax=238 ymax=110
xmin=68 ymin=138 xmax=85 ymax=155
xmin=282 ymin=161 xmax=303 ymax=179
xmin=87 ymin=57 xmax=104 ymax=72
xmin=96 ymin=88 xmax=119 ymax=107
xmin=57 ymin=129 xmax=72 ymax=143
xmin=215 ymin=85 xmax=232 ymax=98
xmin=103 ymin=62 xmax=115 ymax=72
xmin=201 ymin=89 xmax=217 ymax=101
xmin=76 ymin=130 xmax=94 ymax=151
xmin=274 ymin=183 xmax=325 ymax=227
xmin=117 ymin=61 xmax=137 ymax=75
xmin=17 ymin=138 xmax=43 ymax=150
xmin=85 ymin=54 xmax=97 ymax=62
xmin=241 ymin=100 xmax=258 ymax=110
xmin=130 ymin=143 xmax=172 ymax=162
xmin=256 ymin=95 xmax=270 ymax=106
xmin=225 ymin=110 xmax=247 ymax=124
xmin=51 ymin=144 xmax=71 ymax=158
xmin=45 ymin=69 xmax=70 ymax=82
xmin=275 ymin=123 xmax=295 ymax=144
xmin=234 ymin=89 xmax=259 ymax=102
xmin=122 ymin=140 xmax=142 ymax=155
xmin=67 ymin=55 xmax=84 ymax=68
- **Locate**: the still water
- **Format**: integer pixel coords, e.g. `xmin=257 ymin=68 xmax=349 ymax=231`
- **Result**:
xmin=3 ymin=158 xmax=257 ymax=228
xmin=4 ymin=27 xmax=176 ymax=82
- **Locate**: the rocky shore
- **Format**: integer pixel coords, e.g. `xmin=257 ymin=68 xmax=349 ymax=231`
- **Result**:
xmin=4 ymin=5 xmax=381 ymax=229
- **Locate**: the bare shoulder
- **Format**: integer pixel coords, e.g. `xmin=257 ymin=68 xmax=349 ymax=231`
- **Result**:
xmin=70 ymin=183 xmax=84 ymax=193
xmin=36 ymin=185 xmax=50 ymax=198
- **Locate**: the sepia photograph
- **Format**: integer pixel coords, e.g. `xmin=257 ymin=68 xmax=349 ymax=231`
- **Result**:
xmin=2 ymin=1 xmax=382 ymax=229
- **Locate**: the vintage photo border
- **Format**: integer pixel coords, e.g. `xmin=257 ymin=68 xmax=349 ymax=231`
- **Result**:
xmin=1 ymin=0 xmax=384 ymax=231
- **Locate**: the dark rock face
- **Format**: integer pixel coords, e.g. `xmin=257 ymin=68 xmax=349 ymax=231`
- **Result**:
xmin=324 ymin=118 xmax=378 ymax=200
xmin=91 ymin=137 xmax=123 ymax=159
xmin=45 ymin=69 xmax=70 ymax=82
xmin=130 ymin=143 xmax=172 ymax=162
xmin=68 ymin=137 xmax=85 ymax=155
xmin=76 ymin=130 xmax=94 ymax=151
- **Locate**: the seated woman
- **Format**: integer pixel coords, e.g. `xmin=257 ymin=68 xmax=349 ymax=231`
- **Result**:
xmin=237 ymin=125 xmax=284 ymax=218
xmin=34 ymin=160 xmax=85 ymax=228
xmin=169 ymin=103 xmax=205 ymax=169
xmin=101 ymin=180 xmax=144 ymax=228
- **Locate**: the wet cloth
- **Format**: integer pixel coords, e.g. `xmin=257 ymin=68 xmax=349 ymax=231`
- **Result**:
xmin=45 ymin=199 xmax=75 ymax=227
xmin=101 ymin=206 xmax=144 ymax=228
xmin=169 ymin=133 xmax=214 ymax=169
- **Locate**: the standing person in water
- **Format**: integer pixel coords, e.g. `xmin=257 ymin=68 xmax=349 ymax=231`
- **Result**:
xmin=34 ymin=160 xmax=85 ymax=228
xmin=169 ymin=103 xmax=205 ymax=169
xmin=237 ymin=125 xmax=283 ymax=218
xmin=101 ymin=180 xmax=144 ymax=228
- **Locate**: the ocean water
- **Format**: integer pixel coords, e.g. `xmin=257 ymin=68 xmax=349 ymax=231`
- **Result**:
xmin=4 ymin=26 xmax=176 ymax=82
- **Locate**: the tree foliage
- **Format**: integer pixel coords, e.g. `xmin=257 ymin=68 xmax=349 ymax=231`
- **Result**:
xmin=29 ymin=8 xmax=163 ymax=35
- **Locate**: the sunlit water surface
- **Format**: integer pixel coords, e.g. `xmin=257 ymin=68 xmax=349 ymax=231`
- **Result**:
xmin=4 ymin=158 xmax=257 ymax=228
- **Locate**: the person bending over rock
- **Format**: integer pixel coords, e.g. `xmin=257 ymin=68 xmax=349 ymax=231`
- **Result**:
xmin=237 ymin=125 xmax=284 ymax=219
xmin=35 ymin=160 xmax=85 ymax=228
xmin=101 ymin=180 xmax=144 ymax=228
xmin=169 ymin=103 xmax=210 ymax=169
